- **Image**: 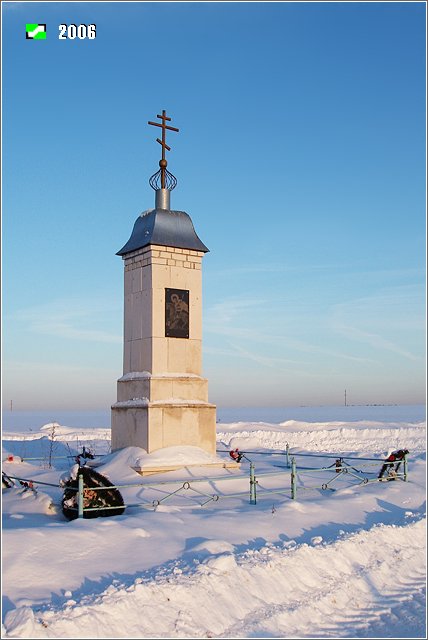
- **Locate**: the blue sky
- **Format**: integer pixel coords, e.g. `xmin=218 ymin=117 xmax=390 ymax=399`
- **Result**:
xmin=2 ymin=1 xmax=426 ymax=411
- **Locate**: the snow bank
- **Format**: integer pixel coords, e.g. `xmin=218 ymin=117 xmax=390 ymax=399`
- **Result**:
xmin=39 ymin=422 xmax=61 ymax=432
xmin=135 ymin=445 xmax=223 ymax=468
xmin=2 ymin=488 xmax=55 ymax=517
xmin=3 ymin=521 xmax=425 ymax=638
xmin=218 ymin=420 xmax=426 ymax=455
xmin=89 ymin=447 xmax=148 ymax=484
xmin=3 ymin=423 xmax=111 ymax=443
xmin=2 ymin=407 xmax=426 ymax=639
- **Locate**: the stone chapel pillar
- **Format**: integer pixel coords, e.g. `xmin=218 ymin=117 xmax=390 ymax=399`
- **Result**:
xmin=111 ymin=111 xmax=216 ymax=455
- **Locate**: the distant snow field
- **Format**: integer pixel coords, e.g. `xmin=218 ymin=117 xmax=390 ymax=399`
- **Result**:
xmin=1 ymin=405 xmax=426 ymax=638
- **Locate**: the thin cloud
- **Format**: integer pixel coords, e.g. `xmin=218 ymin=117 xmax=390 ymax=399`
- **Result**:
xmin=205 ymin=298 xmax=266 ymax=326
xmin=227 ymin=342 xmax=319 ymax=376
xmin=209 ymin=263 xmax=425 ymax=279
xmin=332 ymin=324 xmax=423 ymax=362
xmin=208 ymin=262 xmax=352 ymax=278
xmin=4 ymin=360 xmax=118 ymax=376
xmin=8 ymin=298 xmax=122 ymax=344
xmin=205 ymin=299 xmax=374 ymax=364
xmin=330 ymin=286 xmax=425 ymax=362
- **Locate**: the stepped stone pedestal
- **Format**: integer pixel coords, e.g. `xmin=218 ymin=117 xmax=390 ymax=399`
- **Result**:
xmin=111 ymin=202 xmax=217 ymax=456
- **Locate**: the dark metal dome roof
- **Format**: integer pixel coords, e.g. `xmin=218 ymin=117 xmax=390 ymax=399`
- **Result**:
xmin=116 ymin=208 xmax=209 ymax=256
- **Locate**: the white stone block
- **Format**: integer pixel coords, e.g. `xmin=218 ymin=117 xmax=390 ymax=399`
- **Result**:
xmin=132 ymin=267 xmax=142 ymax=293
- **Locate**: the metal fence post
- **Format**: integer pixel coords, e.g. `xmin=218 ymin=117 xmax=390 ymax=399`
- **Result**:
xmin=403 ymin=453 xmax=408 ymax=482
xmin=291 ymin=457 xmax=296 ymax=500
xmin=285 ymin=443 xmax=290 ymax=468
xmin=78 ymin=473 xmax=84 ymax=518
xmin=250 ymin=462 xmax=257 ymax=505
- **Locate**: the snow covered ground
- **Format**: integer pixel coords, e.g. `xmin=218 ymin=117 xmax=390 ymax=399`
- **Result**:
xmin=1 ymin=405 xmax=426 ymax=638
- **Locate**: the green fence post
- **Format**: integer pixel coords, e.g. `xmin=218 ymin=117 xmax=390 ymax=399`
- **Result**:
xmin=291 ymin=457 xmax=297 ymax=500
xmin=250 ymin=462 xmax=257 ymax=505
xmin=285 ymin=443 xmax=290 ymax=468
xmin=78 ymin=473 xmax=84 ymax=518
xmin=403 ymin=453 xmax=408 ymax=482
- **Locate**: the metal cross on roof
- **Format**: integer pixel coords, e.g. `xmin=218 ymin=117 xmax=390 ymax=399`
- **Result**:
xmin=148 ymin=110 xmax=179 ymax=189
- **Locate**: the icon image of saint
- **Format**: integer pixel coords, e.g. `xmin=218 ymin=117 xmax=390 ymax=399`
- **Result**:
xmin=165 ymin=289 xmax=189 ymax=338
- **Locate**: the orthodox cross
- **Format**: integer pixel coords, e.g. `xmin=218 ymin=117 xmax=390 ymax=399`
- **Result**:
xmin=148 ymin=110 xmax=179 ymax=189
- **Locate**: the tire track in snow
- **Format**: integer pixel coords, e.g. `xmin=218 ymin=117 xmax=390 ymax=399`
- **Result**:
xmin=220 ymin=520 xmax=426 ymax=638
xmin=222 ymin=549 xmax=426 ymax=638
xmin=3 ymin=520 xmax=425 ymax=638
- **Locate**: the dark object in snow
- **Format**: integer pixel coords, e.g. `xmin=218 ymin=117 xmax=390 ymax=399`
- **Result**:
xmin=20 ymin=480 xmax=37 ymax=494
xmin=2 ymin=471 xmax=15 ymax=489
xmin=378 ymin=449 xmax=409 ymax=480
xmin=81 ymin=446 xmax=95 ymax=459
xmin=2 ymin=471 xmax=37 ymax=493
xmin=229 ymin=448 xmax=243 ymax=463
xmin=62 ymin=466 xmax=125 ymax=520
xmin=75 ymin=446 xmax=95 ymax=465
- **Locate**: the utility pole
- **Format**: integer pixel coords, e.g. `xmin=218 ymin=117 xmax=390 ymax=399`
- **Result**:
xmin=10 ymin=400 xmax=13 ymax=412
xmin=344 ymin=390 xmax=347 ymax=407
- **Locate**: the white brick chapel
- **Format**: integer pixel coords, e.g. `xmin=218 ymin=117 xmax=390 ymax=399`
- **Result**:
xmin=111 ymin=111 xmax=217 ymax=456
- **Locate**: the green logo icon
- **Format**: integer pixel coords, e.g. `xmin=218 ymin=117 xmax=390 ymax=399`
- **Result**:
xmin=26 ymin=24 xmax=46 ymax=39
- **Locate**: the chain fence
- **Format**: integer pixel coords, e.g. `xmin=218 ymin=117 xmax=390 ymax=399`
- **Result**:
xmin=3 ymin=446 xmax=409 ymax=517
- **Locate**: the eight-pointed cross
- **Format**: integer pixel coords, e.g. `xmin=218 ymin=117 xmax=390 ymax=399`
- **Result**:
xmin=148 ymin=110 xmax=179 ymax=188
